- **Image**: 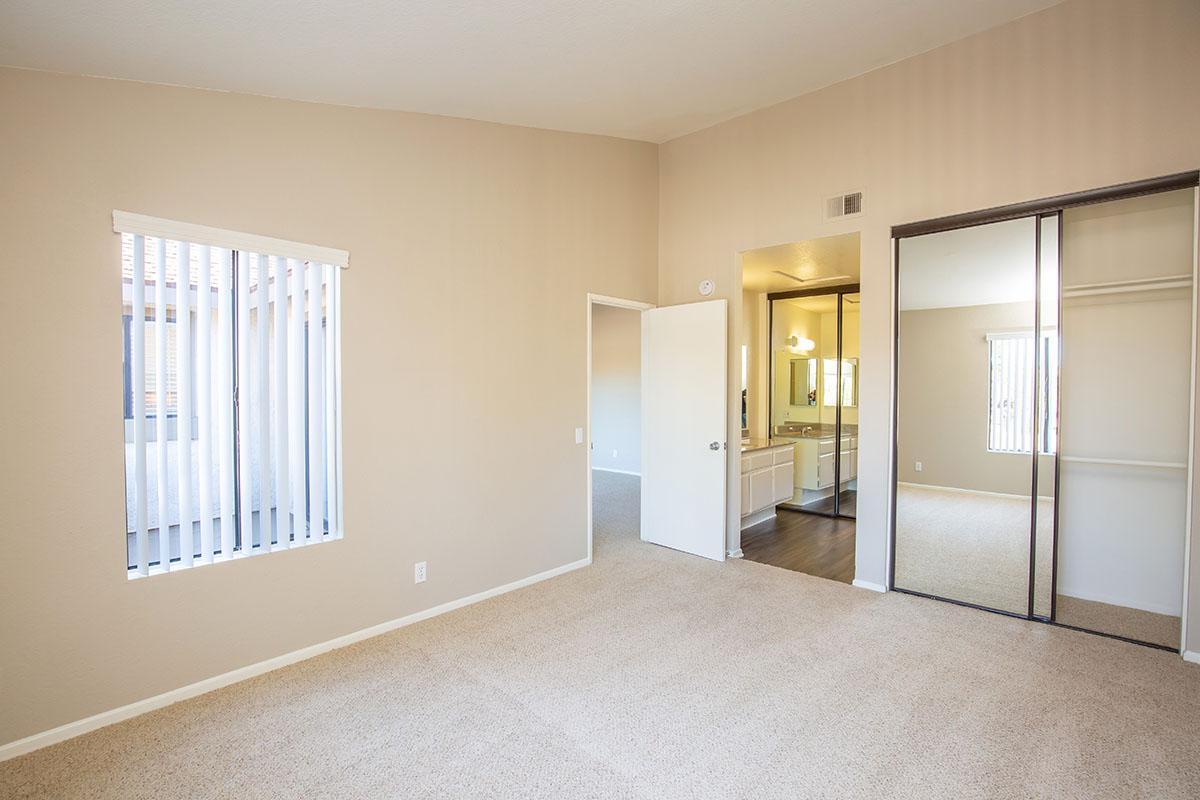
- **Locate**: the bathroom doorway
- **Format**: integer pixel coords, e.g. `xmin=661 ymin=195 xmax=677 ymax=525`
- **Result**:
xmin=737 ymin=234 xmax=861 ymax=581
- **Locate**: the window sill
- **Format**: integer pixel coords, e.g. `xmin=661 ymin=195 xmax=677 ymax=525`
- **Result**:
xmin=127 ymin=532 xmax=344 ymax=580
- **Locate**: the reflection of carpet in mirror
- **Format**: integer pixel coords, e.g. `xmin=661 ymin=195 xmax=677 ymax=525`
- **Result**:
xmin=895 ymin=484 xmax=1055 ymax=617
xmin=894 ymin=484 xmax=1180 ymax=647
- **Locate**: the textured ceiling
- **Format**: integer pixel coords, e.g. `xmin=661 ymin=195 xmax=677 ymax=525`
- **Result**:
xmin=0 ymin=0 xmax=1059 ymax=142
xmin=742 ymin=233 xmax=861 ymax=295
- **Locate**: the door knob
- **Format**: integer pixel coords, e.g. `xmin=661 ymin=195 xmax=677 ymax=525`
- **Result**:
xmin=709 ymin=441 xmax=720 ymax=450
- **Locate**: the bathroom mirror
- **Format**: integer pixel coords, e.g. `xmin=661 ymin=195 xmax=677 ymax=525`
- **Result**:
xmin=788 ymin=357 xmax=817 ymax=406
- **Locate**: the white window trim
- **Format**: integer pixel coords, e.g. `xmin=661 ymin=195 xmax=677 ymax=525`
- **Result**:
xmin=113 ymin=211 xmax=350 ymax=269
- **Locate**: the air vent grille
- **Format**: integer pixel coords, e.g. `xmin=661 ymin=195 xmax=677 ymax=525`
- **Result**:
xmin=825 ymin=191 xmax=863 ymax=219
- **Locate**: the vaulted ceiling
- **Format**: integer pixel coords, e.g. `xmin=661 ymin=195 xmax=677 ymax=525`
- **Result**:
xmin=0 ymin=0 xmax=1059 ymax=142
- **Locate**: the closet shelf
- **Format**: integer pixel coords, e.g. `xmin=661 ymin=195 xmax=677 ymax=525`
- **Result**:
xmin=1061 ymin=274 xmax=1192 ymax=298
xmin=1059 ymin=455 xmax=1186 ymax=470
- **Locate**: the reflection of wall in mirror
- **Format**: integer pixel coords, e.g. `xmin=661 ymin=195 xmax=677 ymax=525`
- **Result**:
xmin=771 ymin=300 xmax=821 ymax=426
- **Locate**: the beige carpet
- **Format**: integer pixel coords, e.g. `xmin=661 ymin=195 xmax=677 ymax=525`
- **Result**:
xmin=3 ymin=472 xmax=1199 ymax=799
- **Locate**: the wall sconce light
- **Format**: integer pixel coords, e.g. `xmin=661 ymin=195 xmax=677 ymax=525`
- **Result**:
xmin=787 ymin=335 xmax=815 ymax=352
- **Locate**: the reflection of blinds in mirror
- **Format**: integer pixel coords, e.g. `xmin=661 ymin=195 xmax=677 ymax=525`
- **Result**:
xmin=987 ymin=333 xmax=1057 ymax=455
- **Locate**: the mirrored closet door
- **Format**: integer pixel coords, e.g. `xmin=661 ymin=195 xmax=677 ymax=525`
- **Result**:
xmin=894 ymin=215 xmax=1045 ymax=617
xmin=768 ymin=286 xmax=860 ymax=519
xmin=892 ymin=174 xmax=1197 ymax=649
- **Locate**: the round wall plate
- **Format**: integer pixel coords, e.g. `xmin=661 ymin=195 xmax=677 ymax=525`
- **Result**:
xmin=698 ymin=279 xmax=715 ymax=296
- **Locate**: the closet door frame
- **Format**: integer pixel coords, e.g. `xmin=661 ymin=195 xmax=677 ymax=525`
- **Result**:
xmin=888 ymin=170 xmax=1199 ymax=652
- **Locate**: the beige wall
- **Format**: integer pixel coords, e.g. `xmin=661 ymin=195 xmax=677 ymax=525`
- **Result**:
xmin=590 ymin=304 xmax=642 ymax=474
xmin=657 ymin=0 xmax=1200 ymax=600
xmin=0 ymin=68 xmax=658 ymax=745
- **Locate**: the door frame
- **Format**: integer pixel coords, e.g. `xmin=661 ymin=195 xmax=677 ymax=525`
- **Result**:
xmin=587 ymin=293 xmax=656 ymax=563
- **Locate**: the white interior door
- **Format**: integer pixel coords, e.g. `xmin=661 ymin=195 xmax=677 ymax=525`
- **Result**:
xmin=641 ymin=299 xmax=727 ymax=560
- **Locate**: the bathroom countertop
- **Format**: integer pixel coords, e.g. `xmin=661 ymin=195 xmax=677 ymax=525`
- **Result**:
xmin=740 ymin=438 xmax=796 ymax=454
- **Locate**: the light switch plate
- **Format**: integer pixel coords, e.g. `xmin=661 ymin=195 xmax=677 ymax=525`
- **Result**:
xmin=575 ymin=427 xmax=584 ymax=444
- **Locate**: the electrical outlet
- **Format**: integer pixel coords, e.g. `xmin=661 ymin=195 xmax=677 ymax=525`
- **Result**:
xmin=915 ymin=461 xmax=923 ymax=472
xmin=574 ymin=427 xmax=584 ymax=444
xmin=414 ymin=561 xmax=427 ymax=584
xmin=612 ymin=449 xmax=618 ymax=458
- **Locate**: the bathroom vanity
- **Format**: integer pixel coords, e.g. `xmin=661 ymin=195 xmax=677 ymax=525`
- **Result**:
xmin=739 ymin=440 xmax=795 ymax=529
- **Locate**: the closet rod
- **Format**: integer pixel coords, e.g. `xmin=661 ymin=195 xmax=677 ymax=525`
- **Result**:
xmin=1059 ymin=455 xmax=1186 ymax=470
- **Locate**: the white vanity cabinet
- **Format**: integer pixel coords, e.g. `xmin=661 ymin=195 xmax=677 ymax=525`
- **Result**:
xmin=739 ymin=442 xmax=794 ymax=524
xmin=794 ymin=436 xmax=856 ymax=490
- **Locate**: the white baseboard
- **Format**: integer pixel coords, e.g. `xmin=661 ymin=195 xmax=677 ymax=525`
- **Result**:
xmin=591 ymin=467 xmax=641 ymax=477
xmin=897 ymin=481 xmax=1054 ymax=502
xmin=739 ymin=506 xmax=776 ymax=530
xmin=852 ymin=578 xmax=887 ymax=593
xmin=0 ymin=556 xmax=592 ymax=762
xmin=1184 ymin=650 xmax=1200 ymax=665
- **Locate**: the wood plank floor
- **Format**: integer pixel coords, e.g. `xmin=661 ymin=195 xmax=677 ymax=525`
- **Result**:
xmin=740 ymin=509 xmax=856 ymax=583
xmin=788 ymin=489 xmax=857 ymax=517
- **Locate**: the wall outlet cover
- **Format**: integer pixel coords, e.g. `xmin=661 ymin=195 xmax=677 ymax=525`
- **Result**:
xmin=574 ymin=427 xmax=584 ymax=444
xmin=414 ymin=561 xmax=427 ymax=584
xmin=915 ymin=461 xmax=923 ymax=472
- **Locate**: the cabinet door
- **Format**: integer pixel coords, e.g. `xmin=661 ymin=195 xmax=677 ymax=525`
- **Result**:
xmin=772 ymin=463 xmax=794 ymax=504
xmin=740 ymin=474 xmax=750 ymax=516
xmin=817 ymin=452 xmax=834 ymax=488
xmin=750 ymin=468 xmax=774 ymax=514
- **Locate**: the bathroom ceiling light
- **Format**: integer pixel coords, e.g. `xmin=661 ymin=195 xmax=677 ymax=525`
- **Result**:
xmin=787 ymin=336 xmax=815 ymax=352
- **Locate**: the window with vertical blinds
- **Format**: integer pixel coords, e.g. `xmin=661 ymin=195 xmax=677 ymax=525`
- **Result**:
xmin=117 ymin=214 xmax=345 ymax=577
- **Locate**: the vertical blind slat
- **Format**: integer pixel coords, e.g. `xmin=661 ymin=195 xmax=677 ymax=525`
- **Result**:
xmin=196 ymin=246 xmax=215 ymax=563
xmin=132 ymin=235 xmax=149 ymax=575
xmin=255 ymin=255 xmax=272 ymax=552
xmin=273 ymin=257 xmax=291 ymax=549
xmin=237 ymin=254 xmax=253 ymax=552
xmin=307 ymin=262 xmax=325 ymax=541
xmin=154 ymin=238 xmax=171 ymax=572
xmin=288 ymin=258 xmax=306 ymax=543
xmin=324 ymin=266 xmax=338 ymax=537
xmin=217 ymin=248 xmax=236 ymax=558
xmin=176 ymin=242 xmax=194 ymax=568
xmin=334 ymin=268 xmax=344 ymax=536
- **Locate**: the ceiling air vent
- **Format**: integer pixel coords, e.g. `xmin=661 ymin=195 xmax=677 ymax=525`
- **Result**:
xmin=825 ymin=191 xmax=863 ymax=220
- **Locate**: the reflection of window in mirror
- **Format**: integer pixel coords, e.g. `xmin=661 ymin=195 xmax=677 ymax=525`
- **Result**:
xmin=822 ymin=358 xmax=858 ymax=407
xmin=987 ymin=331 xmax=1058 ymax=454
